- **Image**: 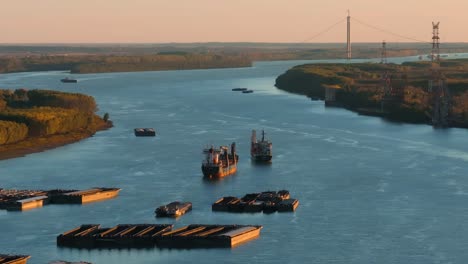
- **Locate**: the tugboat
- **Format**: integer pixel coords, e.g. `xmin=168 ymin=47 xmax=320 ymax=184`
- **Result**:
xmin=202 ymin=143 xmax=238 ymax=178
xmin=251 ymin=130 xmax=272 ymax=162
xmin=155 ymin=201 xmax=192 ymax=218
xmin=60 ymin=77 xmax=78 ymax=83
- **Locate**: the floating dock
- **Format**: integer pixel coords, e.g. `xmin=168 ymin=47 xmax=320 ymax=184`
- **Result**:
xmin=212 ymin=190 xmax=298 ymax=213
xmin=0 ymin=188 xmax=120 ymax=211
xmin=57 ymin=224 xmax=262 ymax=249
xmin=0 ymin=255 xmax=30 ymax=264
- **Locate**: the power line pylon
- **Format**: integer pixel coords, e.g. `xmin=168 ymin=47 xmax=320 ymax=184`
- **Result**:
xmin=429 ymin=22 xmax=450 ymax=127
xmin=381 ymin=40 xmax=387 ymax=64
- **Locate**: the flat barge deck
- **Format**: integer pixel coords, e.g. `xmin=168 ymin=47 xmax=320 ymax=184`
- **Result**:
xmin=0 ymin=255 xmax=30 ymax=264
xmin=0 ymin=188 xmax=120 ymax=211
xmin=212 ymin=190 xmax=299 ymax=213
xmin=57 ymin=224 xmax=262 ymax=249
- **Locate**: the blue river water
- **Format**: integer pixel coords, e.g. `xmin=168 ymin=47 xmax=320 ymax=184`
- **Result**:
xmin=1 ymin=55 xmax=468 ymax=264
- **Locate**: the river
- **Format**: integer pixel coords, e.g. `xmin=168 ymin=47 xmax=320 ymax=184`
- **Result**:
xmin=1 ymin=55 xmax=468 ymax=264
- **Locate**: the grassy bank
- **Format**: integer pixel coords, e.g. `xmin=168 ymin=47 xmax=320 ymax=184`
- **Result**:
xmin=0 ymin=89 xmax=112 ymax=160
xmin=275 ymin=60 xmax=468 ymax=127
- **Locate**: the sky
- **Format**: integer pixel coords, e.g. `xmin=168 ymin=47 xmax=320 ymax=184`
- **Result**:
xmin=1 ymin=0 xmax=467 ymax=43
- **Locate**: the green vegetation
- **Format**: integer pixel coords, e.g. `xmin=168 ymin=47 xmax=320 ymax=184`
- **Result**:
xmin=275 ymin=60 xmax=468 ymax=126
xmin=0 ymin=89 xmax=111 ymax=159
xmin=0 ymin=54 xmax=251 ymax=74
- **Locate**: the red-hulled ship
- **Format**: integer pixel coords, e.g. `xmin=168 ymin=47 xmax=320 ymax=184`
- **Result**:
xmin=251 ymin=130 xmax=272 ymax=162
xmin=202 ymin=143 xmax=238 ymax=178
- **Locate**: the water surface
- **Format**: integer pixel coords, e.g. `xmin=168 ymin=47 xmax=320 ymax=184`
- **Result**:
xmin=1 ymin=56 xmax=468 ymax=264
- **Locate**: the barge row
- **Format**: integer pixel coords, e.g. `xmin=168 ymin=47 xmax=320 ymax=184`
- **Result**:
xmin=212 ymin=190 xmax=299 ymax=213
xmin=0 ymin=188 xmax=120 ymax=211
xmin=0 ymin=255 xmax=30 ymax=264
xmin=57 ymin=224 xmax=262 ymax=249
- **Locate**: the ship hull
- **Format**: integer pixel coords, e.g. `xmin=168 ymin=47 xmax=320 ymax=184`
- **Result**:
xmin=251 ymin=155 xmax=272 ymax=163
xmin=202 ymin=165 xmax=237 ymax=178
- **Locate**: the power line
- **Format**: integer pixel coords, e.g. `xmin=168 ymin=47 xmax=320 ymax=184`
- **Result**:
xmin=300 ymin=17 xmax=347 ymax=43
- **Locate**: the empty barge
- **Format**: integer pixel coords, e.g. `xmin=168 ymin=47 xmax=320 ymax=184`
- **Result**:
xmin=57 ymin=224 xmax=173 ymax=248
xmin=57 ymin=224 xmax=262 ymax=249
xmin=0 ymin=255 xmax=30 ymax=264
xmin=0 ymin=188 xmax=121 ymax=211
xmin=50 ymin=188 xmax=121 ymax=204
xmin=157 ymin=225 xmax=262 ymax=248
xmin=212 ymin=190 xmax=298 ymax=213
xmin=155 ymin=201 xmax=192 ymax=218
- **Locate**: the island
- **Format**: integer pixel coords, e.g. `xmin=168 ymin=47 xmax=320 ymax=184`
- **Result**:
xmin=0 ymin=89 xmax=111 ymax=160
xmin=275 ymin=59 xmax=468 ymax=127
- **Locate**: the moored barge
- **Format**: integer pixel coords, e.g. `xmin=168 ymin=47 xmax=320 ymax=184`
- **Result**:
xmin=134 ymin=128 xmax=156 ymax=137
xmin=155 ymin=201 xmax=192 ymax=218
xmin=202 ymin=143 xmax=238 ymax=178
xmin=0 ymin=255 xmax=30 ymax=264
xmin=212 ymin=190 xmax=298 ymax=213
xmin=57 ymin=224 xmax=262 ymax=249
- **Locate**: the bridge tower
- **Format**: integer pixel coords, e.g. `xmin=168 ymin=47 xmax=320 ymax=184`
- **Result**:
xmin=347 ymin=10 xmax=351 ymax=60
xmin=428 ymin=22 xmax=450 ymax=127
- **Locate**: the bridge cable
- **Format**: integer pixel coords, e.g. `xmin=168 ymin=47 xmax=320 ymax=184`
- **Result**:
xmin=300 ymin=17 xmax=347 ymax=43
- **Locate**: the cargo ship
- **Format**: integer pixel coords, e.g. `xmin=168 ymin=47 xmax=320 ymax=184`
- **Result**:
xmin=155 ymin=201 xmax=192 ymax=218
xmin=251 ymin=130 xmax=272 ymax=162
xmin=202 ymin=143 xmax=238 ymax=178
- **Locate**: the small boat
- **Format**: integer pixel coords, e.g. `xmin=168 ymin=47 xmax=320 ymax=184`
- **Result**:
xmin=60 ymin=78 xmax=78 ymax=83
xmin=155 ymin=201 xmax=192 ymax=218
xmin=134 ymin=128 xmax=156 ymax=137
xmin=232 ymin=88 xmax=248 ymax=91
xmin=242 ymin=90 xmax=254 ymax=94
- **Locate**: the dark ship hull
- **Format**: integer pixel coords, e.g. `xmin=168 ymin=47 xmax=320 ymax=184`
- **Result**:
xmin=251 ymin=155 xmax=272 ymax=162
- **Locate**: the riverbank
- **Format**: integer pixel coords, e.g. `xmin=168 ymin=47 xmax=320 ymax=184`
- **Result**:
xmin=275 ymin=60 xmax=468 ymax=127
xmin=0 ymin=118 xmax=111 ymax=161
xmin=0 ymin=89 xmax=112 ymax=161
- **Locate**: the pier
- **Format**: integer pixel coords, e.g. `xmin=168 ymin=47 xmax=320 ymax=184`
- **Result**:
xmin=57 ymin=224 xmax=262 ymax=249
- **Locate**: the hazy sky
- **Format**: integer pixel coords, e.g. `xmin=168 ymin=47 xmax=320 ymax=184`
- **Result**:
xmin=1 ymin=0 xmax=466 ymax=43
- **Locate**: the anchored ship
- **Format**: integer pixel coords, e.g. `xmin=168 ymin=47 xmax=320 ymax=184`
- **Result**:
xmin=202 ymin=143 xmax=238 ymax=178
xmin=251 ymin=130 xmax=272 ymax=162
